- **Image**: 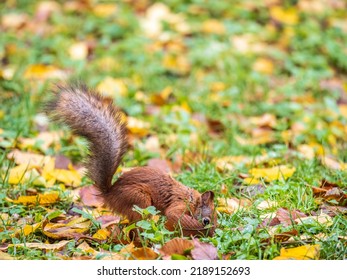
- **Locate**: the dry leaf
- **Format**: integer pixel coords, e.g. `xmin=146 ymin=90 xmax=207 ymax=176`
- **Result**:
xmin=24 ymin=64 xmax=67 ymax=80
xmin=191 ymin=239 xmax=218 ymax=260
xmin=256 ymin=200 xmax=278 ymax=210
xmin=96 ymin=214 xmax=121 ymax=228
xmin=162 ymin=53 xmax=190 ymax=75
xmin=273 ymin=244 xmax=320 ymax=260
xmin=159 ymin=238 xmax=193 ymax=257
xmin=249 ymin=165 xmax=296 ymax=182
xmin=253 ymin=58 xmax=274 ymax=75
xmin=19 ymin=131 xmax=61 ymax=151
xmin=44 ymin=164 xmax=82 ymax=187
xmin=297 ymin=144 xmax=315 ymax=159
xmin=96 ymin=77 xmax=127 ymax=97
xmin=0 ymin=251 xmax=14 ymax=260
xmin=79 ymin=185 xmax=104 ymax=207
xmin=6 ymin=165 xmax=45 ymax=185
xmin=270 ymin=6 xmax=299 ymax=25
xmin=128 ymin=247 xmax=158 ymax=260
xmin=273 ymin=229 xmax=298 ymax=243
xmin=127 ymin=116 xmax=150 ymax=137
xmin=11 ymin=192 xmax=59 ymax=205
xmin=11 ymin=240 xmax=71 ymax=251
xmin=42 ymin=217 xmax=91 ymax=239
xmin=1 ymin=13 xmax=28 ymax=29
xmin=93 ymin=4 xmax=117 ymax=17
xmin=201 ymin=19 xmax=226 ymax=34
xmin=295 ymin=213 xmax=333 ymax=226
xmin=74 ymin=241 xmax=98 ymax=258
xmin=275 ymin=208 xmax=307 ymax=226
xmin=151 ymin=86 xmax=173 ymax=105
xmin=147 ymin=158 xmax=171 ymax=173
xmin=92 ymin=228 xmax=110 ymax=241
xmin=12 ymin=222 xmax=41 ymax=237
xmin=7 ymin=149 xmax=52 ymax=168
xmin=249 ymin=113 xmax=277 ymax=128
xmin=217 ymin=197 xmax=250 ymax=214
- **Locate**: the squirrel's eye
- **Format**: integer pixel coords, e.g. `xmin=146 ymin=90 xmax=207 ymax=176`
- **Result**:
xmin=202 ymin=217 xmax=211 ymax=226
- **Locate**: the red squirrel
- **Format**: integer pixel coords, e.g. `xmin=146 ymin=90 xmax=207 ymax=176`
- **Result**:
xmin=46 ymin=84 xmax=217 ymax=237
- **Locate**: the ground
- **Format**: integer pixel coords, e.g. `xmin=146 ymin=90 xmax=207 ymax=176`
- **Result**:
xmin=0 ymin=0 xmax=346 ymax=260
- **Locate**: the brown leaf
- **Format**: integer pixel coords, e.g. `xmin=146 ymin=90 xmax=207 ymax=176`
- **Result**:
xmin=54 ymin=154 xmax=72 ymax=169
xmin=313 ymin=180 xmax=347 ymax=206
xmin=320 ymin=203 xmax=347 ymax=217
xmin=207 ymin=119 xmax=225 ymax=135
xmin=79 ymin=185 xmax=104 ymax=207
xmin=249 ymin=113 xmax=277 ymax=128
xmin=191 ymin=239 xmax=218 ymax=260
xmin=147 ymin=158 xmax=172 ymax=173
xmin=128 ymin=247 xmax=158 ymax=260
xmin=11 ymin=240 xmax=71 ymax=251
xmin=42 ymin=217 xmax=91 ymax=239
xmin=159 ymin=238 xmax=193 ymax=257
xmin=96 ymin=214 xmax=121 ymax=228
xmin=276 ymin=208 xmax=307 ymax=226
xmin=273 ymin=229 xmax=298 ymax=243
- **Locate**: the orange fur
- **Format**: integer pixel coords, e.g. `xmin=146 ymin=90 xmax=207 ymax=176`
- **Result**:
xmin=46 ymin=83 xmax=217 ymax=237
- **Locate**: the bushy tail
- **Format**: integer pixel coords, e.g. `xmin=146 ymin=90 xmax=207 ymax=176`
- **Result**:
xmin=45 ymin=83 xmax=128 ymax=194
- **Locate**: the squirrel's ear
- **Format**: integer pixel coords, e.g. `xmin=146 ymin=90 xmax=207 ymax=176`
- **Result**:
xmin=201 ymin=191 xmax=214 ymax=205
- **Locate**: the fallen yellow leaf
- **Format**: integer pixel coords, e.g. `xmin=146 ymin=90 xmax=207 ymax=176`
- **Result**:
xmin=43 ymin=164 xmax=82 ymax=187
xmin=75 ymin=241 xmax=98 ymax=257
xmin=6 ymin=165 xmax=46 ymax=186
xmin=42 ymin=217 xmax=91 ymax=239
xmin=93 ymin=3 xmax=117 ymax=17
xmin=96 ymin=77 xmax=127 ymax=97
xmin=151 ymin=86 xmax=172 ymax=106
xmin=12 ymin=192 xmax=59 ymax=205
xmin=253 ymin=58 xmax=274 ymax=75
xmin=249 ymin=165 xmax=296 ymax=182
xmin=22 ymin=222 xmax=41 ymax=236
xmin=24 ymin=64 xmax=67 ymax=80
xmin=92 ymin=228 xmax=110 ymax=241
xmin=273 ymin=244 xmax=320 ymax=260
xmin=127 ymin=116 xmax=150 ymax=137
xmin=162 ymin=54 xmax=190 ymax=75
xmin=202 ymin=19 xmax=226 ymax=34
xmin=270 ymin=6 xmax=299 ymax=25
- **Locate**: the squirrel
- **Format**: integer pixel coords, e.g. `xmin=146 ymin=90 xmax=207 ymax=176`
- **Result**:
xmin=46 ymin=83 xmax=217 ymax=237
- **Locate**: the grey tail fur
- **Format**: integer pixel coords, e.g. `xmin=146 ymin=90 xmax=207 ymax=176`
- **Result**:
xmin=45 ymin=83 xmax=128 ymax=194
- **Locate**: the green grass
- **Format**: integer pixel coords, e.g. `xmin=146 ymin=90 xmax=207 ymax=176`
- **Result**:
xmin=0 ymin=0 xmax=347 ymax=259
